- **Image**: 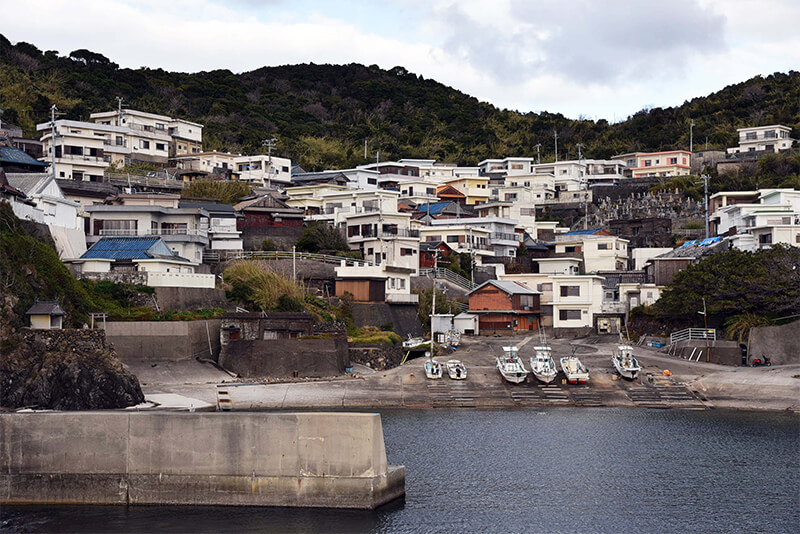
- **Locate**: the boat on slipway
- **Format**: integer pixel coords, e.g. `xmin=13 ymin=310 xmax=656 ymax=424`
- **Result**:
xmin=529 ymin=327 xmax=558 ymax=384
xmin=496 ymin=346 xmax=529 ymax=384
xmin=425 ymin=358 xmax=443 ymax=379
xmin=446 ymin=359 xmax=467 ymax=380
xmin=560 ymin=347 xmax=589 ymax=384
xmin=612 ymin=344 xmax=641 ymax=380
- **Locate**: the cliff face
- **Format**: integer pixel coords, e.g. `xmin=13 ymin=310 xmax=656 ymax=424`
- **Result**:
xmin=0 ymin=327 xmax=145 ymax=410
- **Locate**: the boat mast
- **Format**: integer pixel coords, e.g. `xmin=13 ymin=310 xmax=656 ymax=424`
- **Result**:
xmin=430 ymin=250 xmax=437 ymax=361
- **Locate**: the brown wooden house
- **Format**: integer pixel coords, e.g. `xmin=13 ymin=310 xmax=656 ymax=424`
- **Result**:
xmin=467 ymin=280 xmax=541 ymax=336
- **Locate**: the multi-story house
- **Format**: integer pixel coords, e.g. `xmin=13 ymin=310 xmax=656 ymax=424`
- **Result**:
xmin=726 ymin=125 xmax=795 ymax=155
xmin=418 ymin=224 xmax=493 ymax=264
xmin=235 ymin=155 xmax=292 ymax=186
xmin=624 ymin=150 xmax=692 ymax=178
xmin=84 ymin=193 xmax=210 ymax=263
xmin=180 ymin=201 xmax=242 ymax=252
xmin=307 ymin=190 xmax=401 ymax=227
xmin=173 ymin=151 xmax=239 ymax=180
xmin=429 ymin=216 xmax=520 ymax=259
xmin=345 ymin=211 xmax=420 ymax=272
xmin=90 ymin=109 xmax=182 ymax=166
xmin=478 ymin=157 xmax=536 ymax=180
xmin=548 ymin=275 xmax=605 ymax=332
xmin=37 ymin=120 xmax=126 ymax=181
xmin=484 ymin=186 xmax=538 ymax=236
xmin=551 ymin=229 xmax=629 ymax=272
xmin=284 ymin=184 xmax=350 ymax=215
xmin=398 ymin=159 xmax=480 ymax=184
xmin=438 ymin=176 xmax=490 ymax=205
xmin=710 ymin=189 xmax=800 ymax=249
xmin=467 ymin=280 xmax=541 ymax=336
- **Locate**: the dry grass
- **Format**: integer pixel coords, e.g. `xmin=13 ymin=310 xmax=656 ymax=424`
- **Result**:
xmin=224 ymin=261 xmax=307 ymax=311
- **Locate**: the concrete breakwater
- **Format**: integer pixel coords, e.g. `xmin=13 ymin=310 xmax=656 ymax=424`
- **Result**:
xmin=0 ymin=412 xmax=404 ymax=509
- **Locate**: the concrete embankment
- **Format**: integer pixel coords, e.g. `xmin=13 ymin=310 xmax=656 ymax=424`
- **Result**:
xmin=0 ymin=412 xmax=404 ymax=509
xmin=105 ymin=320 xmax=221 ymax=362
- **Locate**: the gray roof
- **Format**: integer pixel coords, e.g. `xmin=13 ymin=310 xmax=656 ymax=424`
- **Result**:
xmin=25 ymin=300 xmax=66 ymax=316
xmin=291 ymin=171 xmax=350 ymax=184
xmin=5 ymin=173 xmax=50 ymax=196
xmin=467 ymin=279 xmax=539 ymax=296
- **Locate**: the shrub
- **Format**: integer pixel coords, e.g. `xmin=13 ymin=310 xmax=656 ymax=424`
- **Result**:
xmin=224 ymin=261 xmax=307 ymax=312
xmin=261 ymin=238 xmax=278 ymax=251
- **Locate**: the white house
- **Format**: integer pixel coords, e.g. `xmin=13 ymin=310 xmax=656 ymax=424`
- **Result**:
xmin=345 ymin=211 xmax=420 ymax=272
xmin=726 ymin=125 xmax=795 ymax=154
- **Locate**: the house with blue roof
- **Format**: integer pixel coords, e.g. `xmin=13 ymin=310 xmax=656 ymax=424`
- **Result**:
xmin=69 ymin=236 xmax=214 ymax=288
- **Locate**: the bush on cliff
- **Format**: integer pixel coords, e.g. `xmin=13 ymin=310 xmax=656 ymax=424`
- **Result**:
xmin=223 ymin=260 xmax=307 ymax=311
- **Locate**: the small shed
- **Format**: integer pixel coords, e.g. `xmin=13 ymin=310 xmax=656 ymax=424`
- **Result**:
xmin=25 ymin=300 xmax=66 ymax=330
xmin=454 ymin=312 xmax=479 ymax=336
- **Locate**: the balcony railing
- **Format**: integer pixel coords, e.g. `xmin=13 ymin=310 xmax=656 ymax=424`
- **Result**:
xmin=323 ymin=205 xmax=381 ymax=215
xmin=354 ymin=228 xmax=420 ymax=239
xmin=386 ymin=293 xmax=420 ymax=304
xmin=57 ymin=153 xmax=105 ymax=163
xmin=97 ymin=228 xmax=207 ymax=237
xmin=489 ymin=232 xmax=521 ymax=242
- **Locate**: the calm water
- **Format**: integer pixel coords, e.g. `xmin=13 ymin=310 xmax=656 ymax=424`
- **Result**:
xmin=2 ymin=408 xmax=798 ymax=533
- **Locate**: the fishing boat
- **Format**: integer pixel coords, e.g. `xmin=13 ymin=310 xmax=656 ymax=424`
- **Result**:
xmin=446 ymin=359 xmax=467 ymax=380
xmin=612 ymin=344 xmax=641 ymax=380
xmin=496 ymin=346 xmax=529 ymax=384
xmin=529 ymin=327 xmax=558 ymax=384
xmin=402 ymin=334 xmax=427 ymax=349
xmin=560 ymin=347 xmax=589 ymax=384
xmin=424 ymin=358 xmax=443 ymax=379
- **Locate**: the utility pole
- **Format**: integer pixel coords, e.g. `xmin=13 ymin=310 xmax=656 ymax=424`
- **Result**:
xmin=690 ymin=119 xmax=695 ymax=154
xmin=364 ymin=139 xmax=367 ymax=159
xmin=554 ymin=130 xmax=558 ymax=163
xmin=116 ymin=96 xmax=124 ymax=125
xmin=430 ymin=250 xmax=438 ymax=358
xmin=577 ymin=143 xmax=587 ymax=230
xmin=292 ymin=245 xmax=296 ymax=282
xmin=49 ymin=104 xmax=58 ymax=176
xmin=262 ymin=137 xmax=277 ymax=188
xmin=534 ymin=143 xmax=541 ymax=165
xmin=702 ymin=174 xmax=709 ymax=239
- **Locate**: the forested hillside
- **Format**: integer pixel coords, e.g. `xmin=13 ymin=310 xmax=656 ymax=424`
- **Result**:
xmin=1 ymin=34 xmax=798 ymax=169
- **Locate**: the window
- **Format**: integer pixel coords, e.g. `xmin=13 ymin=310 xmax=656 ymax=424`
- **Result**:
xmin=399 ymin=278 xmax=406 ymax=289
xmin=746 ymin=132 xmax=757 ymax=140
xmin=400 ymin=248 xmax=413 ymax=256
xmin=748 ymin=147 xmax=756 ymax=152
xmin=565 ymin=246 xmax=576 ymax=253
xmin=347 ymin=225 xmax=360 ymax=237
xmin=115 ymin=136 xmax=124 ymax=146
xmin=367 ymin=178 xmax=377 ymax=185
xmin=646 ymin=291 xmax=653 ymax=299
xmin=598 ymin=243 xmax=609 ymax=250
xmin=765 ymin=130 xmax=775 ymax=138
xmin=156 ymin=143 xmax=166 ymax=151
xmin=511 ymin=164 xmax=523 ymax=170
xmin=644 ymin=160 xmax=652 ymax=167
xmin=668 ymin=158 xmax=677 ymax=165
xmin=559 ymin=309 xmax=582 ymax=321
xmin=140 ymin=140 xmax=150 ymax=149
xmin=156 ymin=123 xmax=166 ymax=130
xmin=447 ymin=235 xmax=459 ymax=243
xmin=560 ymin=286 xmax=580 ymax=297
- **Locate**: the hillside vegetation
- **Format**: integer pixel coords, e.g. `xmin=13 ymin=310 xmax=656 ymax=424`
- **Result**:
xmin=1 ymin=34 xmax=798 ymax=170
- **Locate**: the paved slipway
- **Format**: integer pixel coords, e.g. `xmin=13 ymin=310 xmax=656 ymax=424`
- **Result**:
xmin=128 ymin=336 xmax=800 ymax=413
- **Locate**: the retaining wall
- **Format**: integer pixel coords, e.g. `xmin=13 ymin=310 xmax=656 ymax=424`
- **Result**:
xmin=104 ymin=320 xmax=221 ymax=362
xmin=153 ymin=287 xmax=228 ymax=311
xmin=0 ymin=412 xmax=404 ymax=509
xmin=671 ymin=339 xmax=741 ymax=365
xmin=350 ymin=303 xmax=424 ymax=338
xmin=219 ymin=337 xmax=349 ymax=378
xmin=748 ymin=320 xmax=800 ymax=365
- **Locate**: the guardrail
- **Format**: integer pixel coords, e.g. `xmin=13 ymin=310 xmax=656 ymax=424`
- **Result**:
xmin=204 ymin=250 xmax=374 ymax=266
xmin=419 ymin=267 xmax=476 ymax=291
xmin=669 ymin=328 xmax=716 ymax=345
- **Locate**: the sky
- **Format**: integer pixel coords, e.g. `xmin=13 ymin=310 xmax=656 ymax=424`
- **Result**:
xmin=2 ymin=0 xmax=799 ymax=121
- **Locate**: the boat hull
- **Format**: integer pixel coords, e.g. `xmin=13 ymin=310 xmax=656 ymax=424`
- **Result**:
xmin=613 ymin=360 xmax=639 ymax=380
xmin=532 ymin=370 xmax=558 ymax=384
xmin=560 ymin=358 xmax=589 ymax=384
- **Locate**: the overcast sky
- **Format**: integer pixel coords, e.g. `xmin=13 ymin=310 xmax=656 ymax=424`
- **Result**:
xmin=3 ymin=0 xmax=799 ymax=121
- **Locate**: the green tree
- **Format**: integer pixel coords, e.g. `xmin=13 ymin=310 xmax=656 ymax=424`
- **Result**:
xmin=295 ymin=223 xmax=348 ymax=253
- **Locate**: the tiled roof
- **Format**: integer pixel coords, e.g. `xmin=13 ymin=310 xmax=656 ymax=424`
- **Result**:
xmin=80 ymin=236 xmax=189 ymax=261
xmin=467 ymin=279 xmax=539 ymax=296
xmin=5 ymin=173 xmax=50 ymax=195
xmin=25 ymin=300 xmax=66 ymax=316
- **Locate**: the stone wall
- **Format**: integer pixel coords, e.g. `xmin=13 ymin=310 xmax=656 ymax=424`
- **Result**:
xmin=242 ymin=226 xmax=304 ymax=250
xmin=349 ymin=343 xmax=405 ymax=371
xmin=104 ymin=320 xmax=221 ymax=362
xmin=747 ymin=319 xmax=800 ymax=365
xmin=0 ymin=412 xmax=405 ymax=509
xmin=219 ymin=337 xmax=349 ymax=378
xmin=350 ymin=303 xmax=424 ymax=338
xmin=78 ymin=271 xmax=148 ymax=286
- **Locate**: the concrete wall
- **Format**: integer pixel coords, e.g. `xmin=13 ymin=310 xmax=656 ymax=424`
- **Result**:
xmin=104 ymin=320 xmax=221 ymax=362
xmin=672 ymin=340 xmax=741 ymax=365
xmin=153 ymin=287 xmax=228 ymax=311
xmin=0 ymin=412 xmax=404 ymax=509
xmin=350 ymin=302 xmax=424 ymax=338
xmin=147 ymin=272 xmax=216 ymax=288
xmin=219 ymin=337 xmax=349 ymax=378
xmin=748 ymin=320 xmax=800 ymax=365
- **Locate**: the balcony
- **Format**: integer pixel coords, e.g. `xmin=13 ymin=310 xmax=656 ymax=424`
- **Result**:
xmin=324 ymin=205 xmax=381 ymax=215
xmin=56 ymin=153 xmax=106 ymax=164
xmin=489 ymin=232 xmax=521 ymax=242
xmin=97 ymin=228 xmax=208 ymax=237
xmin=351 ymin=228 xmax=420 ymax=240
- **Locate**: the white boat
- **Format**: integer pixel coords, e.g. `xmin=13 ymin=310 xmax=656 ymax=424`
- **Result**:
xmin=530 ymin=346 xmax=558 ymax=384
xmin=496 ymin=346 xmax=529 ymax=384
xmin=560 ymin=348 xmax=589 ymax=384
xmin=424 ymin=359 xmax=443 ymax=379
xmin=446 ymin=359 xmax=467 ymax=380
xmin=403 ymin=335 xmax=427 ymax=349
xmin=613 ymin=344 xmax=641 ymax=379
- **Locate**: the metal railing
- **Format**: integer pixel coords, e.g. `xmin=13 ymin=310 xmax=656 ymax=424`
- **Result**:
xmin=353 ymin=228 xmax=420 ymax=239
xmin=205 ymin=250 xmax=374 ymax=266
xmin=489 ymin=232 xmax=521 ymax=242
xmin=103 ymin=171 xmax=185 ymax=190
xmin=669 ymin=328 xmax=716 ymax=345
xmin=419 ymin=267 xmax=476 ymax=291
xmin=98 ymin=228 xmax=207 ymax=237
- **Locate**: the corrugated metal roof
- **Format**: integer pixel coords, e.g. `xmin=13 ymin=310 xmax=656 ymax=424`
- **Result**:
xmin=562 ymin=228 xmax=603 ymax=236
xmin=0 ymin=146 xmax=48 ymax=167
xmin=467 ymin=279 xmax=539 ymax=296
xmin=80 ymin=236 xmax=185 ymax=261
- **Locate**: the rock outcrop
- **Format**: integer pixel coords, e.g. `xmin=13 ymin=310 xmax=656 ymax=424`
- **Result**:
xmin=0 ymin=327 xmax=144 ymax=410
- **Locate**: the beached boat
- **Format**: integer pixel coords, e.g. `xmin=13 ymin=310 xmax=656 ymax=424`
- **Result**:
xmin=612 ymin=344 xmax=641 ymax=379
xmin=496 ymin=346 xmax=529 ymax=384
xmin=530 ymin=345 xmax=558 ymax=384
xmin=424 ymin=359 xmax=443 ymax=379
xmin=403 ymin=335 xmax=427 ymax=349
xmin=560 ymin=348 xmax=589 ymax=384
xmin=446 ymin=359 xmax=467 ymax=380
